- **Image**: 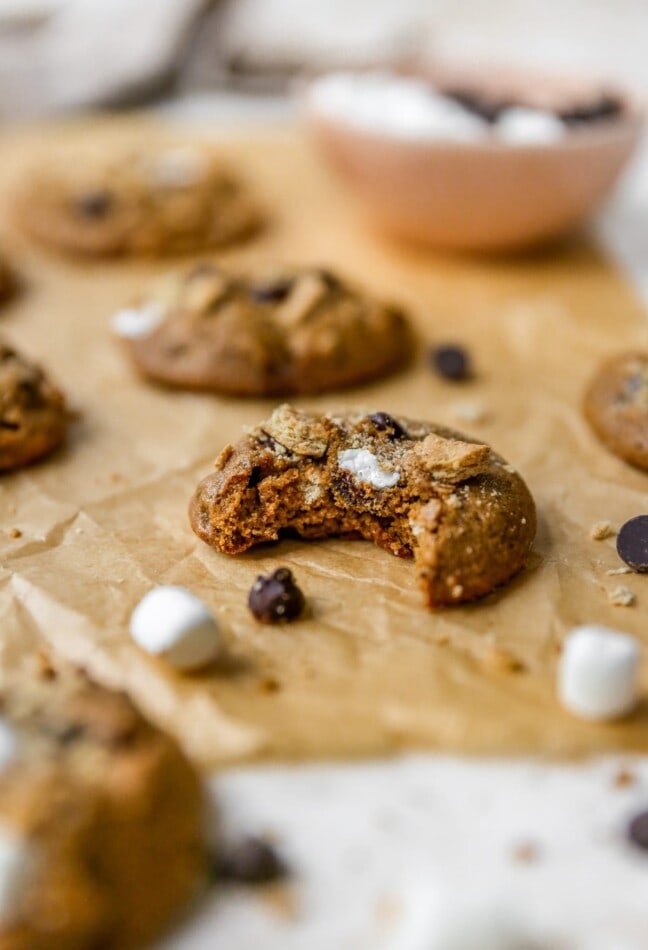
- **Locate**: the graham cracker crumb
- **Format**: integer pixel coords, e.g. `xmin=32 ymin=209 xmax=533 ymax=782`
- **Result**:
xmin=481 ymin=643 xmax=525 ymax=673
xmin=8 ymin=527 xmax=22 ymax=539
xmin=511 ymin=841 xmax=540 ymax=864
xmin=608 ymin=585 xmax=636 ymax=607
xmin=613 ymin=767 xmax=637 ymax=789
xmin=590 ymin=520 xmax=615 ymax=541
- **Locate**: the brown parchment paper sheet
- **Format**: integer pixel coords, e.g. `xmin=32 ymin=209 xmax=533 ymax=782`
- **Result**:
xmin=0 ymin=117 xmax=647 ymax=767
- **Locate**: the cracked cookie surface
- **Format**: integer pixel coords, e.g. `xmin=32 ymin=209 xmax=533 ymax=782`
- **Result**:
xmin=189 ymin=405 xmax=536 ymax=606
xmin=0 ymin=667 xmax=207 ymax=949
xmin=120 ymin=263 xmax=413 ymax=396
xmin=584 ymin=353 xmax=648 ymax=471
xmin=0 ymin=344 xmax=68 ymax=472
xmin=15 ymin=145 xmax=262 ymax=258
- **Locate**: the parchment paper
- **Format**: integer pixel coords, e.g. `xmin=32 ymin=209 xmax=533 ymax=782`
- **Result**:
xmin=1 ymin=117 xmax=647 ymax=767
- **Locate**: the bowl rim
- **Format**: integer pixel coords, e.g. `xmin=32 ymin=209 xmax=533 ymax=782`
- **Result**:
xmin=302 ymin=64 xmax=646 ymax=155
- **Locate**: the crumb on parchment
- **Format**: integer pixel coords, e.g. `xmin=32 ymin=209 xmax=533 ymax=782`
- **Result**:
xmin=590 ymin=520 xmax=615 ymax=541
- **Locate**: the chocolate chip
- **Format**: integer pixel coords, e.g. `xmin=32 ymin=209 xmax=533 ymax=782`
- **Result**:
xmin=315 ymin=268 xmax=341 ymax=291
xmin=0 ymin=419 xmax=20 ymax=431
xmin=250 ymin=278 xmax=293 ymax=304
xmin=442 ymin=87 xmax=508 ymax=123
xmin=217 ymin=835 xmax=287 ymax=884
xmin=627 ymin=810 xmax=648 ymax=851
xmin=616 ymin=516 xmax=648 ymax=572
xmin=559 ymin=94 xmax=623 ymax=125
xmin=75 ymin=190 xmax=114 ymax=218
xmin=429 ymin=344 xmax=471 ymax=381
xmin=369 ymin=412 xmax=407 ymax=439
xmin=247 ymin=466 xmax=264 ymax=488
xmin=248 ymin=567 xmax=305 ymax=624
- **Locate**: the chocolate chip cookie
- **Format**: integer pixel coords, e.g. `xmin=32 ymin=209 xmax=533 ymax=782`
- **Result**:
xmin=116 ymin=263 xmax=413 ymax=396
xmin=15 ymin=145 xmax=262 ymax=258
xmin=0 ymin=343 xmax=69 ymax=472
xmin=584 ymin=353 xmax=648 ymax=470
xmin=0 ymin=668 xmax=207 ymax=949
xmin=189 ymin=405 xmax=536 ymax=606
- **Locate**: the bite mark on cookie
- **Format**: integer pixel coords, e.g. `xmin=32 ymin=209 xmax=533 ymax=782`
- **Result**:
xmin=189 ymin=406 xmax=536 ymax=607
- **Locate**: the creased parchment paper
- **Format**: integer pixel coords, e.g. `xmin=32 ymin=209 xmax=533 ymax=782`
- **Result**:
xmin=0 ymin=117 xmax=647 ymax=767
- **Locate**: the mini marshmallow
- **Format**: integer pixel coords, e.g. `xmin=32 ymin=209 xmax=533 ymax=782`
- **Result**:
xmin=0 ymin=720 xmax=17 ymax=771
xmin=337 ymin=448 xmax=399 ymax=489
xmin=558 ymin=625 xmax=640 ymax=721
xmin=0 ymin=825 xmax=37 ymax=924
xmin=496 ymin=107 xmax=565 ymax=145
xmin=150 ymin=147 xmax=210 ymax=188
xmin=130 ymin=586 xmax=221 ymax=672
xmin=111 ymin=300 xmax=166 ymax=339
xmin=309 ymin=71 xmax=487 ymax=142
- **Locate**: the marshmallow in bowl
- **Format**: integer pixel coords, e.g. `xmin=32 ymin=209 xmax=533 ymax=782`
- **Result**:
xmin=558 ymin=625 xmax=640 ymax=721
xmin=496 ymin=107 xmax=566 ymax=145
xmin=0 ymin=825 xmax=37 ymax=924
xmin=111 ymin=300 xmax=166 ymax=340
xmin=308 ymin=71 xmax=488 ymax=142
xmin=130 ymin=586 xmax=221 ymax=671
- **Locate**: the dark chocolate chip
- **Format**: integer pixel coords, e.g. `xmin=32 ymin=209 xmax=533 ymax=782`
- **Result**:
xmin=442 ymin=87 xmax=508 ymax=124
xmin=627 ymin=810 xmax=648 ymax=851
xmin=429 ymin=344 xmax=471 ymax=381
xmin=315 ymin=268 xmax=341 ymax=291
xmin=75 ymin=190 xmax=114 ymax=219
xmin=559 ymin=94 xmax=623 ymax=125
xmin=369 ymin=412 xmax=407 ymax=439
xmin=616 ymin=515 xmax=648 ymax=572
xmin=247 ymin=466 xmax=264 ymax=488
xmin=217 ymin=835 xmax=287 ymax=884
xmin=17 ymin=379 xmax=44 ymax=410
xmin=248 ymin=567 xmax=305 ymax=624
xmin=250 ymin=278 xmax=294 ymax=304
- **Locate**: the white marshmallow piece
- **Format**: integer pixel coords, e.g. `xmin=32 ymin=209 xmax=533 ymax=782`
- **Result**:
xmin=558 ymin=625 xmax=640 ymax=721
xmin=0 ymin=721 xmax=17 ymax=771
xmin=496 ymin=107 xmax=565 ymax=145
xmin=337 ymin=448 xmax=399 ymax=489
xmin=309 ymin=71 xmax=487 ymax=142
xmin=130 ymin=586 xmax=221 ymax=672
xmin=150 ymin=147 xmax=210 ymax=188
xmin=111 ymin=300 xmax=166 ymax=340
xmin=0 ymin=825 xmax=37 ymax=925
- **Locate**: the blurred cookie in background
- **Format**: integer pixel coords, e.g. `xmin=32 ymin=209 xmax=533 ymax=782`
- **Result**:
xmin=584 ymin=352 xmax=648 ymax=471
xmin=14 ymin=145 xmax=264 ymax=258
xmin=113 ymin=262 xmax=413 ymax=396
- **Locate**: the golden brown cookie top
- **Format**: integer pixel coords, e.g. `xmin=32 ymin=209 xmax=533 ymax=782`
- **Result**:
xmin=584 ymin=352 xmax=648 ymax=471
xmin=15 ymin=145 xmax=263 ymax=258
xmin=190 ymin=405 xmax=536 ymax=606
xmin=117 ymin=263 xmax=413 ymax=396
xmin=0 ymin=344 xmax=68 ymax=472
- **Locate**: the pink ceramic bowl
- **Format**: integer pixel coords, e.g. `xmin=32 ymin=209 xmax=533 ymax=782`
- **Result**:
xmin=304 ymin=67 xmax=645 ymax=252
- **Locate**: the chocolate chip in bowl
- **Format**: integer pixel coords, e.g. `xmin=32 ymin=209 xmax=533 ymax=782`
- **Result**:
xmin=303 ymin=65 xmax=644 ymax=251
